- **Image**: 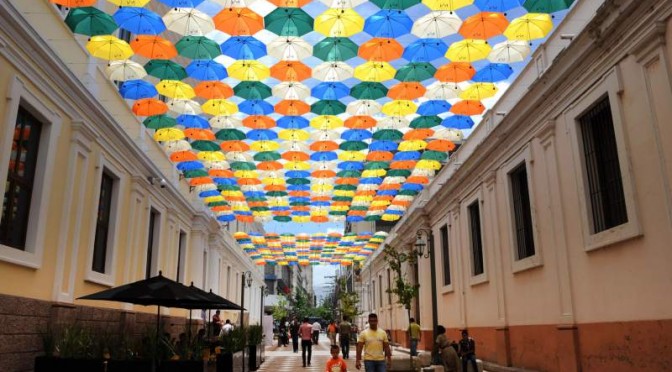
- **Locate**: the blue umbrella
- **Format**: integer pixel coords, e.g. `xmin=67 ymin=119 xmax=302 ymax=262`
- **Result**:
xmin=289 ymin=197 xmax=311 ymax=203
xmin=288 ymin=184 xmax=310 ymax=191
xmin=246 ymin=129 xmax=278 ymax=141
xmin=119 ymin=79 xmax=157 ymax=99
xmin=199 ymin=190 xmax=221 ymax=197
xmin=441 ymin=115 xmax=474 ymax=129
xmin=346 ymin=216 xmax=365 ymax=222
xmin=369 ymin=141 xmax=398 ymax=151
xmin=221 ymin=36 xmax=267 ymax=60
xmin=217 ymin=214 xmax=235 ymax=222
xmin=338 ymin=161 xmax=364 ymax=170
xmin=271 ymin=206 xmax=291 ymax=211
xmin=113 ymin=7 xmax=165 ymax=35
xmin=310 ymin=151 xmax=338 ymax=161
xmin=385 ymin=209 xmax=406 ymax=215
xmin=377 ymin=189 xmax=398 ymax=196
xmin=312 ymin=82 xmax=350 ymax=100
xmin=360 ymin=177 xmax=383 ymax=184
xmin=277 ymin=116 xmax=310 ymax=129
xmin=341 ymin=129 xmax=372 ymax=141
xmin=239 ymin=100 xmax=273 ymax=115
xmin=157 ymin=0 xmax=206 ymax=7
xmin=177 ymin=114 xmax=209 ymax=129
xmin=186 ymin=60 xmax=227 ymax=80
xmin=472 ymin=63 xmax=514 ymax=82
xmin=401 ymin=183 xmax=424 ymax=191
xmin=286 ymin=170 xmax=310 ymax=178
xmin=417 ymin=101 xmax=451 ymax=115
xmin=292 ymin=211 xmax=311 ymax=216
xmin=364 ymin=10 xmax=413 ymax=38
xmin=394 ymin=151 xmax=421 ymax=161
xmin=474 ymin=0 xmax=521 ymax=12
xmin=213 ymin=178 xmax=237 ymax=185
xmin=311 ymin=201 xmax=331 ymax=207
xmin=244 ymin=191 xmax=266 ymax=198
xmin=402 ymin=38 xmax=447 ymax=62
xmin=176 ymin=161 xmax=204 ymax=171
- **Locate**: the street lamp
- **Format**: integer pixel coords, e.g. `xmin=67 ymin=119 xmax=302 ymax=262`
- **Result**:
xmin=415 ymin=228 xmax=438 ymax=361
xmin=240 ymin=271 xmax=252 ymax=372
xmin=414 ymin=232 xmax=431 ymax=258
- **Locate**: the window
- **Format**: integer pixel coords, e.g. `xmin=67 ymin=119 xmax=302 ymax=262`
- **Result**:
xmin=146 ymin=209 xmax=159 ymax=278
xmin=1 ymin=107 xmax=42 ymax=250
xmin=509 ymin=164 xmax=535 ymax=260
xmin=372 ymin=281 xmax=376 ymax=309
xmin=92 ymin=172 xmax=115 ymax=273
xmin=579 ymin=97 xmax=628 ymax=234
xmin=468 ymin=201 xmax=484 ymax=276
xmin=176 ymin=230 xmax=186 ymax=283
xmin=202 ymin=250 xmax=208 ymax=288
xmin=440 ymin=225 xmax=451 ymax=286
xmin=227 ymin=266 xmax=232 ymax=297
xmin=386 ymin=268 xmax=392 ymax=305
xmin=378 ymin=275 xmax=383 ymax=309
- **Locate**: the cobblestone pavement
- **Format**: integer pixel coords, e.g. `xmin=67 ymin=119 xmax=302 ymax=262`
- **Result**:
xmin=258 ymin=336 xmax=359 ymax=372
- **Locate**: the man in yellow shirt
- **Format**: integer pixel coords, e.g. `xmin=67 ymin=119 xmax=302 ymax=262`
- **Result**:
xmin=355 ymin=313 xmax=391 ymax=372
xmin=408 ymin=318 xmax=421 ymax=356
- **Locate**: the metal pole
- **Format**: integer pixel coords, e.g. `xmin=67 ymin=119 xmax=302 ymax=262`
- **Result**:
xmin=426 ymin=231 xmax=438 ymax=361
xmin=241 ymin=273 xmax=246 ymax=372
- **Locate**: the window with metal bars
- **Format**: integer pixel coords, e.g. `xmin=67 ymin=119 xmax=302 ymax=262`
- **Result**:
xmin=440 ymin=225 xmax=451 ymax=285
xmin=579 ymin=97 xmax=628 ymax=233
xmin=0 ymin=107 xmax=42 ymax=250
xmin=468 ymin=201 xmax=484 ymax=276
xmin=92 ymin=171 xmax=114 ymax=273
xmin=509 ymin=163 xmax=535 ymax=260
xmin=176 ymin=231 xmax=187 ymax=283
xmin=146 ymin=209 xmax=159 ymax=279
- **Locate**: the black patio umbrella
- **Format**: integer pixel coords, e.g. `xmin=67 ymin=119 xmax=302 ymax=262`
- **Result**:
xmin=187 ymin=283 xmax=244 ymax=311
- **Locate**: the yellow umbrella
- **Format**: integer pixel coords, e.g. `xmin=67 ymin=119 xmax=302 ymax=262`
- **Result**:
xmin=157 ymin=80 xmax=196 ymax=99
xmin=262 ymin=177 xmax=285 ymax=185
xmin=330 ymin=205 xmax=349 ymax=212
xmin=235 ymin=170 xmax=260 ymax=178
xmin=504 ymin=13 xmax=553 ymax=42
xmin=202 ymin=99 xmax=238 ymax=116
xmin=108 ymin=0 xmax=150 ymax=5
xmin=353 ymin=61 xmax=396 ymax=82
xmin=285 ymin=161 xmax=311 ymax=170
xmin=228 ymin=60 xmax=270 ymax=81
xmin=314 ymin=8 xmax=364 ymax=37
xmin=333 ymin=190 xmax=354 ymax=197
xmin=312 ymin=184 xmax=334 ymax=193
xmin=310 ymin=115 xmax=344 ymax=130
xmin=353 ymin=195 xmax=373 ymax=202
xmin=371 ymin=200 xmax=391 ymax=207
xmin=382 ymin=214 xmax=401 ymax=221
xmin=421 ymin=0 xmax=473 ymax=11
xmin=416 ymin=159 xmax=442 ymax=170
xmin=293 ymin=216 xmax=310 ymax=223
xmin=445 ymin=39 xmax=492 ymax=62
xmin=153 ymin=128 xmax=185 ymax=141
xmin=338 ymin=151 xmax=366 ymax=161
xmin=250 ymin=141 xmax=280 ymax=151
xmin=362 ymin=169 xmax=386 ymax=177
xmin=381 ymin=100 xmax=417 ymax=116
xmin=278 ymin=129 xmax=310 ymax=141
xmin=459 ymin=83 xmax=498 ymax=100
xmin=86 ymin=35 xmax=133 ymax=60
xmin=398 ymin=140 xmax=427 ymax=151
xmin=198 ymin=151 xmax=226 ymax=161
xmin=268 ymin=198 xmax=289 ymax=206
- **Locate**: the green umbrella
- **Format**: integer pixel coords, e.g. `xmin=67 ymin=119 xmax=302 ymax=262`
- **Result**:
xmin=175 ymin=36 xmax=221 ymax=59
xmin=287 ymin=178 xmax=310 ymax=185
xmin=230 ymin=161 xmax=257 ymax=171
xmin=387 ymin=169 xmax=411 ymax=177
xmin=253 ymin=151 xmax=281 ymax=161
xmin=190 ymin=140 xmax=220 ymax=151
xmin=421 ymin=151 xmax=448 ymax=161
xmin=398 ymin=189 xmax=419 ymax=196
xmin=335 ymin=184 xmax=357 ymax=191
xmin=234 ymin=81 xmax=272 ymax=100
xmin=208 ymin=201 xmax=229 ymax=207
xmin=290 ymin=201 xmax=310 ymax=206
xmin=410 ymin=116 xmax=442 ymax=129
xmin=266 ymin=191 xmax=288 ymax=197
xmin=372 ymin=129 xmax=403 ymax=141
xmin=215 ymin=128 xmax=247 ymax=141
xmin=523 ymin=0 xmax=575 ymax=13
xmin=183 ymin=169 xmax=209 ymax=178
xmin=313 ymin=37 xmax=359 ymax=61
xmin=350 ymin=82 xmax=388 ymax=100
xmin=370 ymin=0 xmax=420 ymax=9
xmin=364 ymin=161 xmax=389 ymax=170
xmin=329 ymin=210 xmax=348 ymax=215
xmin=143 ymin=114 xmax=176 ymax=129
xmin=311 ymin=100 xmax=346 ymax=115
xmin=274 ymin=216 xmax=292 ymax=222
xmin=350 ymin=206 xmax=369 ymax=211
xmin=218 ymin=184 xmax=240 ymax=191
xmin=65 ymin=7 xmax=118 ymax=36
xmin=144 ymin=59 xmax=187 ymax=80
xmin=340 ymin=141 xmax=368 ymax=151
xmin=364 ymin=215 xmax=381 ymax=221
xmin=395 ymin=62 xmax=437 ymax=82
xmin=247 ymin=197 xmax=267 ymax=202
xmin=250 ymin=206 xmax=269 ymax=212
xmin=265 ymin=8 xmax=314 ymax=36
xmin=337 ymin=170 xmax=361 ymax=177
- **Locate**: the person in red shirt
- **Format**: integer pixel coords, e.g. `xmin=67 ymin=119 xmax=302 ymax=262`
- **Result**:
xmin=299 ymin=317 xmax=314 ymax=367
xmin=325 ymin=344 xmax=347 ymax=372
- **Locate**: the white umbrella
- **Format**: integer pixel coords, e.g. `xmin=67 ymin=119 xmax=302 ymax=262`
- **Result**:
xmin=258 ymin=170 xmax=285 ymax=179
xmin=366 ymin=210 xmax=384 ymax=216
xmin=411 ymin=168 xmax=435 ymax=177
xmin=411 ymin=11 xmax=462 ymax=38
xmin=272 ymin=82 xmax=310 ymax=100
xmin=267 ymin=37 xmax=313 ymax=61
xmin=376 ymin=116 xmax=408 ymax=129
xmin=387 ymin=205 xmax=406 ymax=211
xmin=167 ymin=99 xmax=203 ymax=115
xmin=226 ymin=152 xmax=253 ymax=162
xmin=209 ymin=115 xmax=242 ymax=129
xmin=193 ymin=184 xmax=218 ymax=193
xmin=105 ymin=60 xmax=146 ymax=81
xmin=163 ymin=8 xmax=214 ymax=36
xmin=433 ymin=128 xmax=464 ymax=143
xmin=319 ymin=0 xmax=366 ymax=8
xmin=488 ymin=40 xmax=530 ymax=63
xmin=211 ymin=0 xmax=256 ymax=7
xmin=279 ymin=141 xmax=310 ymax=152
xmin=358 ymin=184 xmax=378 ymax=191
xmin=394 ymin=195 xmax=415 ymax=202
xmin=163 ymin=139 xmax=192 ymax=153
xmin=383 ymin=176 xmax=406 ymax=184
xmin=347 ymin=100 xmax=382 ymax=116
xmin=425 ymin=82 xmax=462 ymax=100
xmin=313 ymin=161 xmax=337 ymax=171
xmin=313 ymin=61 xmax=354 ymax=81
xmin=203 ymin=160 xmax=231 ymax=170
xmin=310 ymin=130 xmax=340 ymax=141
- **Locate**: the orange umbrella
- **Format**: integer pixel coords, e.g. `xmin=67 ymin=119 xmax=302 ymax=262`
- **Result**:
xmin=51 ymin=0 xmax=96 ymax=6
xmin=270 ymin=61 xmax=311 ymax=81
xmin=459 ymin=12 xmax=509 ymax=40
xmin=391 ymin=200 xmax=412 ymax=207
xmin=274 ymin=211 xmax=292 ymax=217
xmin=257 ymin=161 xmax=283 ymax=171
xmin=221 ymin=140 xmax=250 ymax=152
xmin=236 ymin=215 xmax=255 ymax=223
xmin=336 ymin=178 xmax=360 ymax=185
xmin=435 ymin=62 xmax=475 ymax=82
xmin=359 ymin=38 xmax=403 ymax=61
xmin=369 ymin=205 xmax=387 ymax=211
xmin=293 ymin=206 xmax=311 ymax=212
xmin=213 ymin=8 xmax=264 ymax=36
xmin=310 ymin=141 xmax=339 ymax=151
xmin=312 ymin=196 xmax=332 ymax=202
xmin=344 ymin=115 xmax=377 ymax=129
xmin=265 ymin=185 xmax=287 ymax=191
xmin=132 ymin=98 xmax=168 ymax=116
xmin=311 ymin=216 xmax=329 ymax=223
xmin=189 ymin=177 xmax=214 ymax=186
xmin=282 ymin=151 xmax=310 ymax=161
xmin=289 ymin=191 xmax=310 ymax=197
xmin=248 ymin=201 xmax=267 ymax=207
xmin=195 ymin=81 xmax=233 ymax=99
xmin=225 ymin=195 xmax=246 ymax=202
xmin=238 ymin=178 xmax=261 ymax=186
xmin=389 ymin=160 xmax=417 ymax=169
xmin=451 ymin=100 xmax=485 ymax=115
xmin=332 ymin=201 xmax=351 ymax=207
xmin=184 ymin=129 xmax=215 ymax=140
xmin=275 ymin=100 xmax=310 ymax=115
xmin=268 ymin=0 xmax=311 ymax=6
xmin=211 ymin=206 xmax=232 ymax=212
xmin=349 ymin=210 xmax=366 ymax=216
xmin=355 ymin=191 xmax=377 ymax=197
xmin=373 ymin=195 xmax=395 ymax=201
xmin=312 ymin=170 xmax=337 ymax=178
xmin=130 ymin=35 xmax=177 ymax=59
xmin=170 ymin=150 xmax=198 ymax=162
xmin=243 ymin=115 xmax=276 ymax=129
xmin=388 ymin=82 xmax=426 ymax=100
xmin=209 ymin=169 xmax=234 ymax=177
xmin=403 ymin=128 xmax=434 ymax=140
xmin=366 ymin=151 xmax=393 ymax=161
xmin=406 ymin=176 xmax=430 ymax=184
xmin=426 ymin=139 xmax=456 ymax=152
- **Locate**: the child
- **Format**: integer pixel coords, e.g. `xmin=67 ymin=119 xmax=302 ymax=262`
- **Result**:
xmin=325 ymin=344 xmax=347 ymax=372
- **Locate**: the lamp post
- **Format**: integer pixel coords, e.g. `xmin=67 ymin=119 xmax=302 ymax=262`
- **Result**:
xmin=240 ymin=271 xmax=252 ymax=372
xmin=414 ymin=228 xmax=437 ymax=360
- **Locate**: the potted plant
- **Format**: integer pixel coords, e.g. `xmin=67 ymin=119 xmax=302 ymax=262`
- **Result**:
xmin=247 ymin=325 xmax=263 ymax=371
xmin=216 ymin=326 xmax=244 ymax=372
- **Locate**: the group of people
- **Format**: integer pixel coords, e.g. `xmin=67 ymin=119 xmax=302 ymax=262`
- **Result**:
xmin=211 ymin=310 xmax=234 ymax=337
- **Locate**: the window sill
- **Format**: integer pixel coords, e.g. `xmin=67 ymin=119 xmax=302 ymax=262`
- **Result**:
xmin=440 ymin=284 xmax=454 ymax=295
xmin=0 ymin=245 xmax=41 ymax=269
xmin=469 ymin=273 xmax=488 ymax=287
xmin=584 ymin=221 xmax=642 ymax=252
xmin=511 ymin=254 xmax=543 ymax=274
xmin=85 ymin=270 xmax=115 ymax=287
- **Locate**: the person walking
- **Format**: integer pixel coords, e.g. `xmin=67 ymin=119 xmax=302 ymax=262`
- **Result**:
xmin=408 ymin=318 xmax=421 ymax=356
xmin=290 ymin=317 xmax=301 ymax=353
xmin=325 ymin=344 xmax=348 ymax=372
xmin=355 ymin=313 xmax=391 ymax=372
xmin=212 ymin=310 xmax=223 ymax=336
xmin=435 ymin=325 xmax=459 ymax=372
xmin=458 ymin=330 xmax=478 ymax=372
xmin=327 ymin=321 xmax=338 ymax=345
xmin=312 ymin=320 xmax=322 ymax=345
xmin=299 ymin=317 xmax=313 ymax=367
xmin=339 ymin=316 xmax=353 ymax=359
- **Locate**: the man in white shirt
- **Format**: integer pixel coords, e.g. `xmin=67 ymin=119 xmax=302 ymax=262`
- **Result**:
xmin=220 ymin=319 xmax=234 ymax=336
xmin=311 ymin=321 xmax=322 ymax=345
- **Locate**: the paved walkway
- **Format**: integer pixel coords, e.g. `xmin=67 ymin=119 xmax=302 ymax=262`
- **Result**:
xmin=259 ymin=337 xmax=358 ymax=372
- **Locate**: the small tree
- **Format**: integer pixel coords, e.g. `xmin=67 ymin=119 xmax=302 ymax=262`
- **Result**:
xmin=337 ymin=277 xmax=361 ymax=321
xmin=289 ymin=288 xmax=312 ymax=320
xmin=272 ymin=295 xmax=289 ymax=321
